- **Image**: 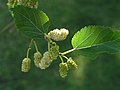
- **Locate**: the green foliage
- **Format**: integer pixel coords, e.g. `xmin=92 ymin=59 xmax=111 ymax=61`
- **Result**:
xmin=11 ymin=4 xmax=120 ymax=60
xmin=72 ymin=26 xmax=120 ymax=59
xmin=1 ymin=0 xmax=120 ymax=89
xmin=8 ymin=0 xmax=120 ymax=78
xmin=12 ymin=5 xmax=49 ymax=38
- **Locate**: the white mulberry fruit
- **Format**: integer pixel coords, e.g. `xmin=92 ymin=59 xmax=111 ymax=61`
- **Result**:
xmin=34 ymin=52 xmax=42 ymax=67
xmin=59 ymin=63 xmax=69 ymax=78
xmin=48 ymin=28 xmax=69 ymax=41
xmin=67 ymin=57 xmax=78 ymax=69
xmin=39 ymin=51 xmax=53 ymax=69
xmin=21 ymin=58 xmax=31 ymax=72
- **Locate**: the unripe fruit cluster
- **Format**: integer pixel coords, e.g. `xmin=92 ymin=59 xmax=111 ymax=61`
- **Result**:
xmin=67 ymin=57 xmax=78 ymax=69
xmin=20 ymin=28 xmax=77 ymax=78
xmin=21 ymin=42 xmax=60 ymax=72
xmin=59 ymin=57 xmax=78 ymax=78
xmin=49 ymin=44 xmax=59 ymax=60
xmin=59 ymin=63 xmax=68 ymax=78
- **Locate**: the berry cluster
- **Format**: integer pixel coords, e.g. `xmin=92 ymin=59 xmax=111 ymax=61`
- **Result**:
xmin=21 ymin=28 xmax=77 ymax=78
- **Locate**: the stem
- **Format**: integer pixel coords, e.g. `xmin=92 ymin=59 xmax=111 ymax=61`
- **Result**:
xmin=0 ymin=21 xmax=14 ymax=34
xmin=27 ymin=48 xmax=31 ymax=58
xmin=29 ymin=39 xmax=34 ymax=48
xmin=26 ymin=39 xmax=33 ymax=58
xmin=33 ymin=41 xmax=39 ymax=52
xmin=44 ymin=33 xmax=52 ymax=43
xmin=48 ymin=42 xmax=50 ymax=51
xmin=60 ymin=48 xmax=76 ymax=55
xmin=62 ymin=55 xmax=69 ymax=60
xmin=59 ymin=55 xmax=64 ymax=63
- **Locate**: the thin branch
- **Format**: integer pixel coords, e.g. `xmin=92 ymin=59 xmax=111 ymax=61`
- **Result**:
xmin=27 ymin=48 xmax=31 ymax=58
xmin=0 ymin=21 xmax=14 ymax=34
xmin=9 ymin=26 xmax=16 ymax=33
xmin=33 ymin=40 xmax=39 ymax=52
xmin=60 ymin=48 xmax=76 ymax=55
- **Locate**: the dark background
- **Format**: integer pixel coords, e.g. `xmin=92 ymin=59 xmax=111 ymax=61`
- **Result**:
xmin=0 ymin=0 xmax=120 ymax=90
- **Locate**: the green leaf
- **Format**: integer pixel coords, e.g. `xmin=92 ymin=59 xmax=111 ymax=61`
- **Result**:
xmin=72 ymin=26 xmax=120 ymax=59
xmin=11 ymin=5 xmax=50 ymax=38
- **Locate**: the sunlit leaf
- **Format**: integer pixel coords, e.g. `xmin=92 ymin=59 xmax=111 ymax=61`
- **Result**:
xmin=72 ymin=26 xmax=120 ymax=59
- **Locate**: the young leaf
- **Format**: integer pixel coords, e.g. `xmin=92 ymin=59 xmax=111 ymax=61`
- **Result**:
xmin=11 ymin=5 xmax=50 ymax=38
xmin=72 ymin=26 xmax=120 ymax=59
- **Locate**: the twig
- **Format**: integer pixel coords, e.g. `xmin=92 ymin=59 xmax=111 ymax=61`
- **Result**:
xmin=0 ymin=21 xmax=14 ymax=34
xmin=60 ymin=48 xmax=76 ymax=55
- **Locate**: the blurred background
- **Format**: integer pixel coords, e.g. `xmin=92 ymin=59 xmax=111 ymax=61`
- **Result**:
xmin=1 ymin=0 xmax=120 ymax=90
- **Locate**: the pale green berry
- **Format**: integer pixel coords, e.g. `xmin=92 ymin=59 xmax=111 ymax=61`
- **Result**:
xmin=48 ymin=28 xmax=69 ymax=41
xmin=39 ymin=51 xmax=53 ymax=69
xmin=67 ymin=57 xmax=78 ymax=69
xmin=59 ymin=63 xmax=69 ymax=78
xmin=49 ymin=45 xmax=59 ymax=60
xmin=21 ymin=58 xmax=31 ymax=72
xmin=34 ymin=52 xmax=42 ymax=67
xmin=39 ymin=62 xmax=48 ymax=69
